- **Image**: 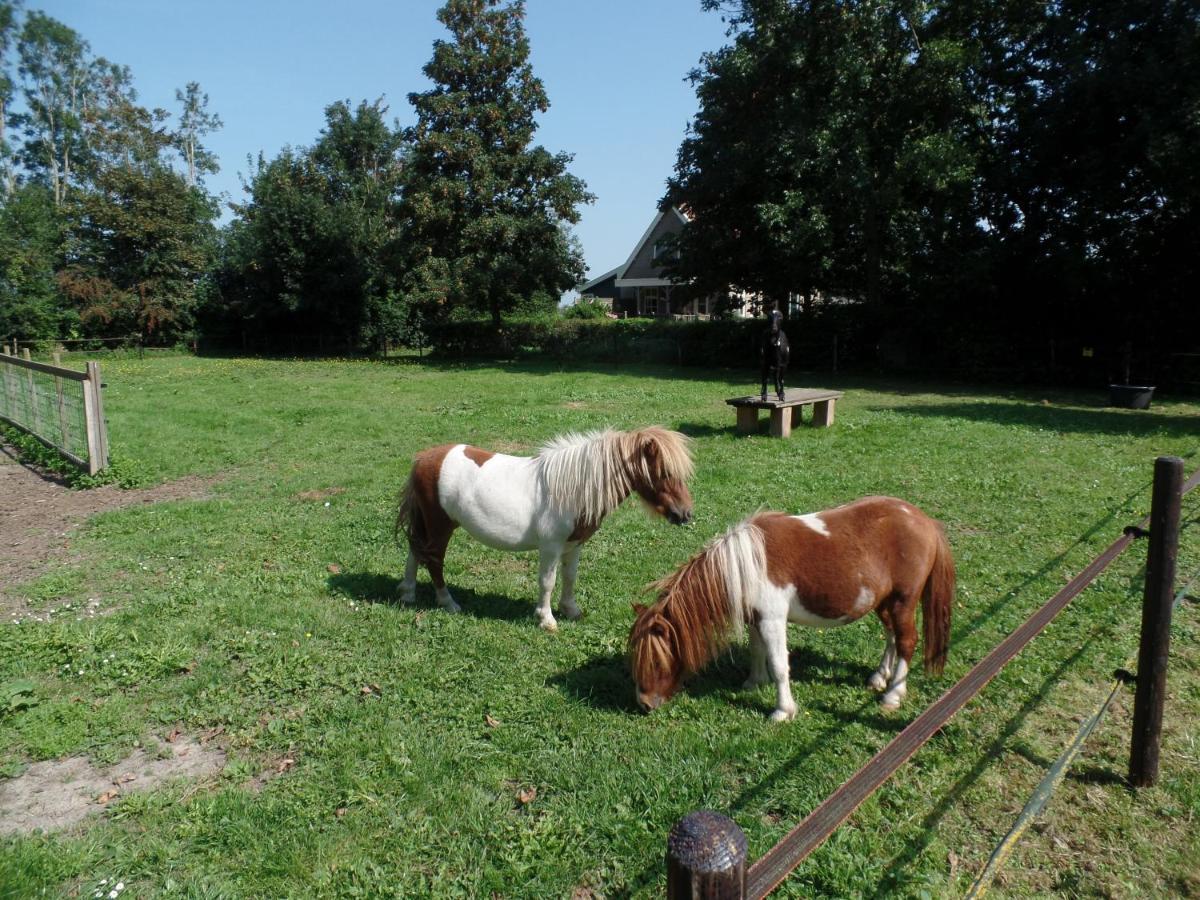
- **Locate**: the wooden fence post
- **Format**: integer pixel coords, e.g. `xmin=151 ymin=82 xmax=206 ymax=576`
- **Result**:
xmin=1129 ymin=455 xmax=1184 ymax=788
xmin=667 ymin=811 xmax=747 ymax=899
xmin=83 ymin=361 xmax=108 ymax=475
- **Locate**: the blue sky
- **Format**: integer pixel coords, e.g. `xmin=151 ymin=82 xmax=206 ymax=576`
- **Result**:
xmin=37 ymin=0 xmax=732 ymax=283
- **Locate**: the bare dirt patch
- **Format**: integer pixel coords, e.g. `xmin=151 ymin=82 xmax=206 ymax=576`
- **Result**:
xmin=0 ymin=736 xmax=227 ymax=835
xmin=0 ymin=444 xmax=218 ymax=618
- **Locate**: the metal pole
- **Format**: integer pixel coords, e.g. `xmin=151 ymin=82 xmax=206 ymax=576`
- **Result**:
xmin=1129 ymin=455 xmax=1183 ymax=787
xmin=667 ymin=811 xmax=748 ymax=899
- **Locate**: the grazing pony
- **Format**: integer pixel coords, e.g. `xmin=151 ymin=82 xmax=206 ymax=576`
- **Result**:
xmin=629 ymin=497 xmax=954 ymax=720
xmin=397 ymin=427 xmax=694 ymax=631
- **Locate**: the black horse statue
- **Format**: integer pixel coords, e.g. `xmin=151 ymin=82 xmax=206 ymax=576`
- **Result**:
xmin=760 ymin=309 xmax=790 ymax=401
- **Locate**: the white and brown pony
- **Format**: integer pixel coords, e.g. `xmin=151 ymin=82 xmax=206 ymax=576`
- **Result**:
xmin=397 ymin=427 xmax=694 ymax=631
xmin=629 ymin=497 xmax=955 ymax=720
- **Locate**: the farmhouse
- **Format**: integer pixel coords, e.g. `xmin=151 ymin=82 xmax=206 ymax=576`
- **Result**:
xmin=577 ymin=205 xmax=759 ymax=320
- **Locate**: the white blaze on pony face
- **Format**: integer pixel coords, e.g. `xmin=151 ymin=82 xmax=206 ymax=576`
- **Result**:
xmin=791 ymin=513 xmax=831 ymax=538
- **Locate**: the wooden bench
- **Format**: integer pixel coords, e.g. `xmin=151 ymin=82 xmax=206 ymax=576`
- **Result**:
xmin=725 ymin=389 xmax=844 ymax=437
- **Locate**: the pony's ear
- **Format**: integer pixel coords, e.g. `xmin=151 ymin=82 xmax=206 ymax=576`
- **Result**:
xmin=632 ymin=602 xmax=647 ymax=615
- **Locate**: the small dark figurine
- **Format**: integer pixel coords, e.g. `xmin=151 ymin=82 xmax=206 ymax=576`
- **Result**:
xmin=760 ymin=308 xmax=790 ymax=401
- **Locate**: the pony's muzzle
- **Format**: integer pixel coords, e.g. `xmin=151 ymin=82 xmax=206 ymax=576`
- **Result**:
xmin=637 ymin=691 xmax=665 ymax=712
xmin=667 ymin=506 xmax=692 ymax=526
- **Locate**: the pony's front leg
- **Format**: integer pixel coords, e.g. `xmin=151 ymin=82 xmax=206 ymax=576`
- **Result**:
xmin=400 ymin=551 xmax=418 ymax=605
xmin=535 ymin=550 xmax=560 ymax=632
xmin=758 ymin=617 xmax=797 ymax=721
xmin=557 ymin=544 xmax=583 ymax=621
xmin=742 ymin=622 xmax=769 ymax=689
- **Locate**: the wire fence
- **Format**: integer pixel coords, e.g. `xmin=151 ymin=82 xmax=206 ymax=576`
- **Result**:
xmin=0 ymin=345 xmax=108 ymax=474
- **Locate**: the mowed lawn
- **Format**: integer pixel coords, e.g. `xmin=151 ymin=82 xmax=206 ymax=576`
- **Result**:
xmin=1 ymin=354 xmax=1198 ymax=898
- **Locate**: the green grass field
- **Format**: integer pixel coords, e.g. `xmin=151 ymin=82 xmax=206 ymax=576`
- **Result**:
xmin=2 ymin=354 xmax=1198 ymax=898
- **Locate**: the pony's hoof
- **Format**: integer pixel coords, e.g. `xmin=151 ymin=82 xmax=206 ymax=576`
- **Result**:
xmin=539 ymin=618 xmax=559 ymax=633
xmin=559 ymin=604 xmax=583 ymax=621
xmin=437 ymin=595 xmax=462 ymax=614
xmin=879 ymin=691 xmax=905 ymax=711
xmin=742 ymin=675 xmax=766 ymax=690
xmin=867 ymin=672 xmax=888 ymax=692
xmin=769 ymin=706 xmax=797 ymax=722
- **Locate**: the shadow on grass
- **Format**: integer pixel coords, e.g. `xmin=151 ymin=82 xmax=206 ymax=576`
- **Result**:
xmin=550 ymin=643 xmax=872 ymax=715
xmin=877 ymin=400 xmax=1200 ymax=439
xmin=547 ymin=650 xmax=641 ymax=713
xmin=327 ymin=572 xmax=534 ymax=622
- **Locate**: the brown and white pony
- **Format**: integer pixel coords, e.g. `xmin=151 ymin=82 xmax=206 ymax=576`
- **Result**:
xmin=629 ymin=497 xmax=955 ymax=720
xmin=397 ymin=427 xmax=694 ymax=631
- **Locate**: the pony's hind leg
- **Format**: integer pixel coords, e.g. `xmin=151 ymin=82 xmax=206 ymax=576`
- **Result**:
xmin=557 ymin=544 xmax=583 ymax=622
xmin=742 ymin=622 xmax=769 ymax=689
xmin=535 ymin=549 xmax=561 ymax=632
xmin=880 ymin=596 xmax=918 ymax=710
xmin=427 ymin=552 xmax=460 ymax=614
xmin=758 ymin=616 xmax=798 ymax=721
xmin=869 ymin=607 xmax=897 ymax=692
xmin=400 ymin=551 xmax=419 ymax=605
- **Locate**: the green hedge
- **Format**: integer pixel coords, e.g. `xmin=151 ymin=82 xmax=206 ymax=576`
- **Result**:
xmin=424 ymin=315 xmax=857 ymax=370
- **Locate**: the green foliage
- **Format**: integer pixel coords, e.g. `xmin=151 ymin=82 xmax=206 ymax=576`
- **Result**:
xmin=203 ymin=100 xmax=407 ymax=352
xmin=398 ymin=0 xmax=592 ymax=325
xmin=670 ymin=1 xmax=1200 ymax=381
xmin=0 ymin=420 xmax=148 ymax=488
xmin=1 ymin=678 xmax=38 ymax=716
xmin=0 ymin=6 xmax=221 ymax=346
xmin=0 ymin=182 xmax=70 ymax=339
xmin=562 ymin=296 xmax=610 ymax=321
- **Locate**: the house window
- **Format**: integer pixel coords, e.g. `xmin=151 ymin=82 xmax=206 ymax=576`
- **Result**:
xmin=639 ymin=287 xmax=665 ymax=316
xmin=652 ymin=239 xmax=680 ymax=266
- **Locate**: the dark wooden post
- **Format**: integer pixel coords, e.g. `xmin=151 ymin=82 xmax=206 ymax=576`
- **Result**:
xmin=1129 ymin=455 xmax=1184 ymax=788
xmin=667 ymin=810 xmax=747 ymax=899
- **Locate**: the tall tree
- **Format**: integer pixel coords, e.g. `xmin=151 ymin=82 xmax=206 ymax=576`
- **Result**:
xmin=667 ymin=0 xmax=979 ymax=313
xmin=13 ymin=11 xmax=93 ymax=206
xmin=400 ymin=0 xmax=591 ymax=325
xmin=173 ymin=81 xmax=221 ymax=187
xmin=0 ymin=0 xmax=21 ymax=195
xmin=0 ymin=181 xmax=67 ymax=339
xmin=208 ymin=100 xmax=405 ymax=350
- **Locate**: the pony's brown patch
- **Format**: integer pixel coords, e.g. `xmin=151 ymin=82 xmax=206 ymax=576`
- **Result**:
xmin=462 ymin=446 xmax=494 ymax=467
xmin=568 ymin=517 xmax=600 ymax=543
xmin=395 ymin=445 xmax=458 ymax=582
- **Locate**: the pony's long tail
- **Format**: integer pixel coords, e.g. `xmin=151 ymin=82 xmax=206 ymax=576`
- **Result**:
xmin=921 ymin=523 xmax=956 ymax=676
xmin=395 ymin=472 xmax=431 ymax=564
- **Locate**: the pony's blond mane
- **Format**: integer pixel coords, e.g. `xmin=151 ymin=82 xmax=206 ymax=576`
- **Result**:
xmin=539 ymin=426 xmax=694 ymax=525
xmin=630 ymin=517 xmax=767 ymax=683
